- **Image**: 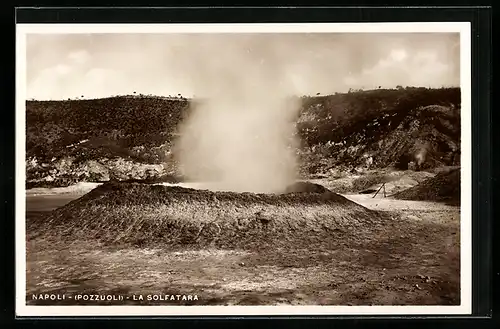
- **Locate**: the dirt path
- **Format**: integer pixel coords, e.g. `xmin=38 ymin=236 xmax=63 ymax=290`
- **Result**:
xmin=342 ymin=194 xmax=458 ymax=211
xmin=343 ymin=194 xmax=460 ymax=227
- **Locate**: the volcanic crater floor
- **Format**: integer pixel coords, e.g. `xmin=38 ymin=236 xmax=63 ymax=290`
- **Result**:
xmin=26 ymin=181 xmax=460 ymax=306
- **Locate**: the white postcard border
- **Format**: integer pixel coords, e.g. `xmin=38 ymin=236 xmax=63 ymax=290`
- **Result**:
xmin=15 ymin=22 xmax=472 ymax=317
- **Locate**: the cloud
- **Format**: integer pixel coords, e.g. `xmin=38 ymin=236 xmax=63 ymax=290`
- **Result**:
xmin=26 ymin=33 xmax=461 ymax=100
xmin=27 ymin=65 xmax=72 ymax=100
xmin=67 ymin=50 xmax=91 ymax=65
xmin=85 ymin=67 xmax=109 ymax=80
xmin=27 ymin=66 xmax=123 ymax=100
xmin=389 ymin=49 xmax=408 ymax=62
xmin=351 ymin=47 xmax=456 ymax=90
xmin=79 ymin=68 xmax=131 ymax=98
xmin=54 ymin=64 xmax=72 ymax=75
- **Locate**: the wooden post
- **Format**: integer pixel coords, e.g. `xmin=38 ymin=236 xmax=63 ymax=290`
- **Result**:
xmin=373 ymin=183 xmax=384 ymax=198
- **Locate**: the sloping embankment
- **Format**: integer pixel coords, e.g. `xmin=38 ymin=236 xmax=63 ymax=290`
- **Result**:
xmin=28 ymin=181 xmax=387 ymax=249
xmin=392 ymin=168 xmax=460 ymax=205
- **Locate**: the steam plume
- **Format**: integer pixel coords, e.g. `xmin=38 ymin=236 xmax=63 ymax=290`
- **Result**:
xmin=414 ymin=141 xmax=430 ymax=166
xmin=175 ymin=35 xmax=301 ymax=193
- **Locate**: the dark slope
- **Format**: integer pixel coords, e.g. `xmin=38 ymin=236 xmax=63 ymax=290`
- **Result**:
xmin=297 ymin=87 xmax=461 ymax=175
xmin=392 ymin=168 xmax=460 ymax=205
xmin=26 ymin=87 xmax=461 ymax=186
xmin=28 ymin=181 xmax=386 ymax=249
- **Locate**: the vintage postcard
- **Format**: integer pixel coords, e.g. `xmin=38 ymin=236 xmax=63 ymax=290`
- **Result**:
xmin=16 ymin=22 xmax=471 ymax=316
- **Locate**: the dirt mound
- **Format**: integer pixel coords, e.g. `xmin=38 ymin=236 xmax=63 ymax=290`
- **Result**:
xmin=28 ymin=181 xmax=386 ymax=249
xmin=115 ymin=173 xmax=185 ymax=184
xmin=284 ymin=181 xmax=331 ymax=194
xmin=392 ymin=168 xmax=460 ymax=205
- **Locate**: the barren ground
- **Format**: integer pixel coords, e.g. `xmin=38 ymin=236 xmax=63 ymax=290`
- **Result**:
xmin=25 ymin=180 xmax=460 ymax=306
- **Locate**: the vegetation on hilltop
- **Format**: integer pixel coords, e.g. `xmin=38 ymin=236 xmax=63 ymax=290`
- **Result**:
xmin=26 ymin=87 xmax=461 ymax=187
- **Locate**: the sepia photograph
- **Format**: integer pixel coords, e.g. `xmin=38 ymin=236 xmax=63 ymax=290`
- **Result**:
xmin=16 ymin=22 xmax=471 ymax=316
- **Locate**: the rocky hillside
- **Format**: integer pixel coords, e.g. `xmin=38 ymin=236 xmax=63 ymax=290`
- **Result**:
xmin=25 ymin=87 xmax=461 ymax=188
xmin=297 ymin=87 xmax=461 ymax=177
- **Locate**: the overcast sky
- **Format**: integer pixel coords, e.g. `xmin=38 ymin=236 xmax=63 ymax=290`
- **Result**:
xmin=26 ymin=33 xmax=460 ymax=100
